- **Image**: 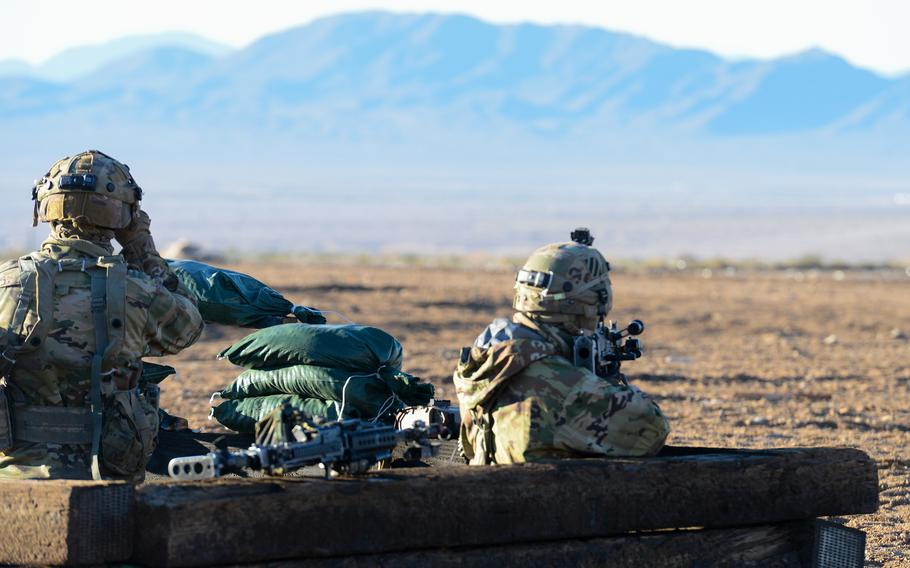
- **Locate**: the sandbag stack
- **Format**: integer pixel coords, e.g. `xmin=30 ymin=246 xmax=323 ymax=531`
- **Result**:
xmin=212 ymin=324 xmax=435 ymax=433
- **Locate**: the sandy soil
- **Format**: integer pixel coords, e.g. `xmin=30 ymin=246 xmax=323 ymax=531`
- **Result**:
xmin=157 ymin=262 xmax=910 ymax=566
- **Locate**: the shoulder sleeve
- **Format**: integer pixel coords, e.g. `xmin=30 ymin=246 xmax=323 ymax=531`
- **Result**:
xmin=556 ymin=369 xmax=670 ymax=457
xmin=137 ymin=278 xmax=204 ymax=356
xmin=0 ymin=259 xmax=19 ymax=275
xmin=0 ymin=261 xmax=23 ymax=331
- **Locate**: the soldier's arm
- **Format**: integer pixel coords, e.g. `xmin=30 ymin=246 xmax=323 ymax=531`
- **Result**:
xmin=115 ymin=209 xmax=180 ymax=292
xmin=557 ymin=372 xmax=670 ymax=458
xmin=143 ymin=283 xmax=205 ymax=357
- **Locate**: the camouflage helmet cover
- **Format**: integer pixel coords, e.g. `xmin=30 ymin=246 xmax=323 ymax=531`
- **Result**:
xmin=513 ymin=240 xmax=613 ymax=320
xmin=32 ymin=150 xmax=142 ymax=229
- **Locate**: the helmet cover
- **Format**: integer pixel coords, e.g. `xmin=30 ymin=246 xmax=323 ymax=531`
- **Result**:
xmin=33 ymin=150 xmax=141 ymax=229
xmin=513 ymin=241 xmax=613 ymax=323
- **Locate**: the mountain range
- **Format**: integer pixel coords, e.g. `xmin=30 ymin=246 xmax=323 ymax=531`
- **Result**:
xmin=1 ymin=13 xmax=907 ymax=135
xmin=0 ymin=11 xmax=907 ymax=259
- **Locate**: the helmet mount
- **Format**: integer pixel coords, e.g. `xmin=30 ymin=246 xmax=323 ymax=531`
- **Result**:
xmin=570 ymin=227 xmax=594 ymax=246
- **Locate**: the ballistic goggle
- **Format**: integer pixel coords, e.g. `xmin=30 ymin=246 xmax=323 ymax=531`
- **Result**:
xmin=516 ymin=269 xmax=553 ymax=289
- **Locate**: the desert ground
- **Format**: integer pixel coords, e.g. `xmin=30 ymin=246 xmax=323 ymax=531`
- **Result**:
xmin=157 ymin=260 xmax=910 ymax=566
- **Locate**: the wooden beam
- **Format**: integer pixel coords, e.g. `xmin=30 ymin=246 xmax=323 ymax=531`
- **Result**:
xmin=133 ymin=447 xmax=877 ymax=567
xmin=257 ymin=521 xmax=818 ymax=568
xmin=0 ymin=480 xmax=133 ymax=566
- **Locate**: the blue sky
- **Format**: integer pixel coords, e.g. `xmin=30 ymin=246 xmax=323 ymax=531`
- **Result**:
xmin=2 ymin=0 xmax=906 ymax=75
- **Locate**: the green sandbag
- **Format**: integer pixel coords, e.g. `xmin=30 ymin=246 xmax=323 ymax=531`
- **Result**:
xmin=141 ymin=362 xmax=176 ymax=384
xmin=219 ymin=324 xmax=404 ymax=371
xmin=220 ymin=365 xmax=435 ymax=415
xmin=212 ymin=395 xmax=338 ymax=434
xmin=168 ymin=259 xmax=325 ymax=328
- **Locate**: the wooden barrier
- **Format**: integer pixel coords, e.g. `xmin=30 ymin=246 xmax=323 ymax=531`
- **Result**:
xmin=0 ymin=446 xmax=878 ymax=566
xmin=0 ymin=480 xmax=133 ymax=565
xmin=133 ymin=447 xmax=878 ymax=567
xmin=253 ymin=521 xmax=819 ymax=568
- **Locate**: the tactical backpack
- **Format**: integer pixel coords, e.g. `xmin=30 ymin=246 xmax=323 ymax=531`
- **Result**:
xmin=0 ymin=253 xmax=129 ymax=480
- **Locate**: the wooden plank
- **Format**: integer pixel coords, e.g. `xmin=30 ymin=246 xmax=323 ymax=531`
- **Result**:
xmin=257 ymin=521 xmax=817 ymax=568
xmin=133 ymin=447 xmax=878 ymax=567
xmin=0 ymin=480 xmax=133 ymax=566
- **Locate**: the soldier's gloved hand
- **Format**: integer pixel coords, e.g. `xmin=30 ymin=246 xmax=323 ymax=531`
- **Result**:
xmin=115 ymin=209 xmax=175 ymax=289
xmin=163 ymin=272 xmax=179 ymax=292
xmin=115 ymin=209 xmax=158 ymax=264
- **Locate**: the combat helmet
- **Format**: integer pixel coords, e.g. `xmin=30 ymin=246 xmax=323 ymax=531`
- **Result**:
xmin=31 ymin=150 xmax=142 ymax=229
xmin=513 ymin=228 xmax=612 ymax=327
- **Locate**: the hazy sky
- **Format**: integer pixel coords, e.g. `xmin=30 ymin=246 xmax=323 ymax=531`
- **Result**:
xmin=3 ymin=0 xmax=906 ymax=75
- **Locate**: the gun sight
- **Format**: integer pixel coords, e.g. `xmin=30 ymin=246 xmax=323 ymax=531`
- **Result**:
xmin=627 ymin=320 xmax=645 ymax=336
xmin=574 ymin=318 xmax=646 ymax=379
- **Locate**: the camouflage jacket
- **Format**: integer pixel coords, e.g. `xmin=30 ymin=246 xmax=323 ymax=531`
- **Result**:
xmin=453 ymin=315 xmax=670 ymax=465
xmin=0 ymin=237 xmax=204 ymax=480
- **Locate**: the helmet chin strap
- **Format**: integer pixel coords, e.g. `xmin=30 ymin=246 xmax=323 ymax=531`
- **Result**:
xmin=596 ymin=289 xmax=610 ymax=327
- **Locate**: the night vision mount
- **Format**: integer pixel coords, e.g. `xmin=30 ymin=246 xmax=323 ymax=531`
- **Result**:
xmin=570 ymin=227 xmax=594 ymax=246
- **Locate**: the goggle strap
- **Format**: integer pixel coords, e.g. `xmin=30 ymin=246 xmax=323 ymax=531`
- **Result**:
xmin=542 ymin=275 xmax=608 ymax=301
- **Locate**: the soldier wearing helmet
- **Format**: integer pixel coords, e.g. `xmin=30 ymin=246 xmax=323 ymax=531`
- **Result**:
xmin=453 ymin=229 xmax=669 ymax=465
xmin=0 ymin=150 xmax=203 ymax=481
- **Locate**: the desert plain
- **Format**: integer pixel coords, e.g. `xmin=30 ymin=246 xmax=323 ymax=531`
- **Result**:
xmin=157 ymin=260 xmax=910 ymax=566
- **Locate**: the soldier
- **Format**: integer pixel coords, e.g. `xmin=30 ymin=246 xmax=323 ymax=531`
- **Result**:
xmin=454 ymin=231 xmax=670 ymax=464
xmin=0 ymin=150 xmax=203 ymax=481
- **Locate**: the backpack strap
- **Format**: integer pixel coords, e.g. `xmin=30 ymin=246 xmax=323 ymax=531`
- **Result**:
xmin=27 ymin=258 xmax=57 ymax=352
xmin=98 ymin=257 xmax=127 ymax=370
xmin=87 ymin=256 xmax=127 ymax=480
xmin=88 ymin=264 xmax=106 ymax=480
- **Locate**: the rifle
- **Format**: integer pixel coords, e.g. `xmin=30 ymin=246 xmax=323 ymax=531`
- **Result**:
xmin=168 ymin=404 xmax=447 ymax=481
xmin=573 ymin=319 xmax=645 ymax=382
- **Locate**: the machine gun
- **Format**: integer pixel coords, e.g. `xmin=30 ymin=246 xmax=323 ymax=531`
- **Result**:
xmin=573 ymin=319 xmax=645 ymax=382
xmin=168 ymin=402 xmax=456 ymax=481
xmin=395 ymin=399 xmax=460 ymax=440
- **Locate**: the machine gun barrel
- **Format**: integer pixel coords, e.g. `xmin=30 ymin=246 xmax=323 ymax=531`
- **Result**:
xmin=167 ymin=418 xmax=442 ymax=481
xmin=168 ymin=448 xmax=259 ymax=480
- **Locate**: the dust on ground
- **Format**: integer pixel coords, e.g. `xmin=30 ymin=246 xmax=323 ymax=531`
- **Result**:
xmin=158 ymin=262 xmax=910 ymax=566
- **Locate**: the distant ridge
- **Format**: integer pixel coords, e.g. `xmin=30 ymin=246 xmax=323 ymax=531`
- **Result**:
xmin=0 ymin=31 xmax=232 ymax=82
xmin=0 ymin=12 xmax=905 ymax=137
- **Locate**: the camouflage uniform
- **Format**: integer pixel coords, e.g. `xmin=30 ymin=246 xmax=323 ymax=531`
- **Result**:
xmin=454 ymin=235 xmax=670 ymax=465
xmin=0 ymin=151 xmax=203 ymax=481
